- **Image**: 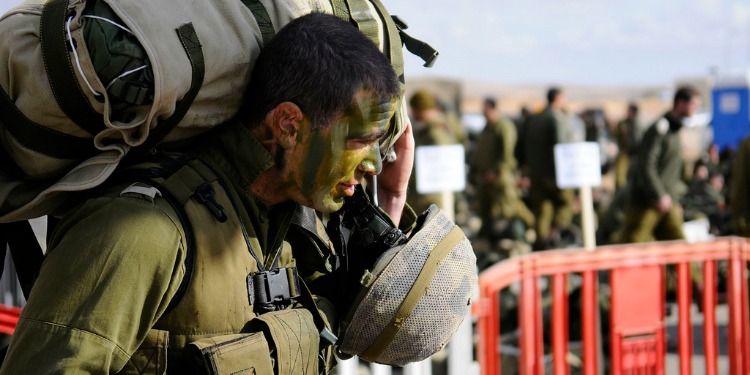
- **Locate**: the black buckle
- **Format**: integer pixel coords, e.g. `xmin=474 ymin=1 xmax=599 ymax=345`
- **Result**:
xmin=247 ymin=267 xmax=301 ymax=312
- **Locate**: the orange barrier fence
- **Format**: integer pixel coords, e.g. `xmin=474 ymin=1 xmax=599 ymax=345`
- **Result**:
xmin=0 ymin=304 xmax=20 ymax=335
xmin=475 ymin=237 xmax=750 ymax=375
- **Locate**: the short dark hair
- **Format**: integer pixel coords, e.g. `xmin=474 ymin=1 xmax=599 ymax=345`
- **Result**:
xmin=673 ymin=85 xmax=699 ymax=107
xmin=241 ymin=13 xmax=400 ymax=129
xmin=484 ymin=97 xmax=496 ymax=109
xmin=628 ymin=102 xmax=639 ymax=115
xmin=547 ymin=87 xmax=561 ymax=104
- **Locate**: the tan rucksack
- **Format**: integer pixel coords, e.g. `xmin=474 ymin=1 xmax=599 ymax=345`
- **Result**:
xmin=0 ymin=0 xmax=436 ymax=223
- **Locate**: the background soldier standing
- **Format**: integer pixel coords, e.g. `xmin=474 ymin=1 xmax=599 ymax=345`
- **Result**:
xmin=613 ymin=102 xmax=640 ymax=191
xmin=471 ymin=97 xmax=534 ymax=248
xmin=406 ymin=90 xmax=459 ymax=215
xmin=731 ymin=135 xmax=750 ymax=237
xmin=620 ymin=86 xmax=701 ymax=243
xmin=523 ymin=87 xmax=577 ymax=250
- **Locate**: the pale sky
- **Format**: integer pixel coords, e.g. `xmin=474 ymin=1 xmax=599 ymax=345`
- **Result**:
xmin=2 ymin=0 xmax=749 ymax=86
xmin=386 ymin=0 xmax=750 ymax=86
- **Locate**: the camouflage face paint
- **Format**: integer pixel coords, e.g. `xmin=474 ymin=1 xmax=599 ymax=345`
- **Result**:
xmin=290 ymin=91 xmax=397 ymax=213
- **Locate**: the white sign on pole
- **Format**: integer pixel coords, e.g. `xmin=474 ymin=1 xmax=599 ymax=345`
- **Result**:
xmin=554 ymin=142 xmax=602 ymax=188
xmin=415 ymin=144 xmax=466 ymax=194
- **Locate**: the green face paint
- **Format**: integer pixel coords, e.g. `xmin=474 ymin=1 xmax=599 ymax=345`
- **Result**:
xmin=292 ymin=91 xmax=397 ymax=213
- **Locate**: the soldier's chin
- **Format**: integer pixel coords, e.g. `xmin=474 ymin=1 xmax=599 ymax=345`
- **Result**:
xmin=313 ymin=196 xmax=344 ymax=214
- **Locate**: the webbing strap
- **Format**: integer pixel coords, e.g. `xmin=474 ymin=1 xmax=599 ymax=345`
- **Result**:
xmin=343 ymin=0 xmax=379 ymax=45
xmin=329 ymin=0 xmax=350 ymax=21
xmin=367 ymin=0 xmax=405 ymax=85
xmin=297 ymin=277 xmax=337 ymax=346
xmin=0 ymin=87 xmax=96 ymax=159
xmin=361 ymin=226 xmax=464 ymax=361
xmin=143 ymin=178 xmax=196 ymax=314
xmin=397 ymin=28 xmax=439 ymax=68
xmin=41 ymin=0 xmax=105 ymax=137
xmin=0 ymin=221 xmax=46 ymax=301
xmin=241 ymin=0 xmax=275 ymax=45
xmin=131 ymin=23 xmax=205 ymax=156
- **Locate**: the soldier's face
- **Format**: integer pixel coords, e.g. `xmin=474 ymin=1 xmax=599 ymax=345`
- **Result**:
xmin=290 ymin=91 xmax=396 ymax=213
xmin=676 ymin=96 xmax=702 ymax=118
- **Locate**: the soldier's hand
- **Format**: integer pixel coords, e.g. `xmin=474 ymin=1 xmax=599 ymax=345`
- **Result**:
xmin=377 ymin=119 xmax=414 ymax=226
xmin=656 ymin=195 xmax=672 ymax=214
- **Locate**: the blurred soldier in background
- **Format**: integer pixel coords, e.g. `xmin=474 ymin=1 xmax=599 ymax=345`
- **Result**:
xmin=731 ymin=135 xmax=750 ymax=237
xmin=523 ymin=87 xmax=577 ymax=250
xmin=613 ymin=102 xmax=640 ymax=190
xmin=406 ymin=90 xmax=458 ymax=215
xmin=437 ymin=98 xmax=468 ymax=148
xmin=682 ymin=161 xmax=728 ymax=235
xmin=514 ymin=105 xmax=532 ymax=169
xmin=470 ymin=97 xmax=535 ymax=251
xmin=620 ymin=86 xmax=701 ymax=243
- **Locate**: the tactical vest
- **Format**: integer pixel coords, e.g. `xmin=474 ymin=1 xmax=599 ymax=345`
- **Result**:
xmin=113 ymin=154 xmax=333 ymax=375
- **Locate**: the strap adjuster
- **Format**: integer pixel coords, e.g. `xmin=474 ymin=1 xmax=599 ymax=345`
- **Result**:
xmin=248 ymin=267 xmax=301 ymax=312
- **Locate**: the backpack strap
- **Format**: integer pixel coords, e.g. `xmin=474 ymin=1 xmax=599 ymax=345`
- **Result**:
xmin=240 ymin=0 xmax=275 ymax=45
xmin=116 ymin=155 xmax=200 ymax=314
xmin=142 ymin=179 xmax=197 ymax=314
xmin=0 ymin=221 xmax=45 ymax=301
xmin=38 ymin=0 xmax=206 ymax=159
xmin=0 ymin=84 xmax=96 ymax=159
xmin=388 ymin=14 xmax=438 ymax=68
xmin=128 ymin=24 xmax=206 ymax=157
xmin=366 ymin=0 xmax=406 ymax=82
xmin=41 ymin=0 xmax=105 ymax=137
xmin=330 ymin=0 xmax=350 ymax=20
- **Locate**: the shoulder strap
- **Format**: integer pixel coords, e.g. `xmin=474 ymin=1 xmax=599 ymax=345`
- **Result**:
xmin=0 ymin=221 xmax=45 ymax=301
xmin=388 ymin=13 xmax=438 ymax=68
xmin=128 ymin=24 xmax=205 ymax=158
xmin=145 ymin=178 xmax=197 ymax=314
xmin=115 ymin=156 xmax=199 ymax=314
xmin=240 ymin=0 xmax=275 ymax=45
xmin=41 ymin=0 xmax=105 ymax=137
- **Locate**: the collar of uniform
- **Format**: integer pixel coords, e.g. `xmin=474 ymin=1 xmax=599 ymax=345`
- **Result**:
xmin=664 ymin=111 xmax=682 ymax=132
xmin=203 ymin=120 xmax=275 ymax=189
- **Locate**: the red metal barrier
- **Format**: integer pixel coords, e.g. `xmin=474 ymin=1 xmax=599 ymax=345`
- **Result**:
xmin=475 ymin=237 xmax=750 ymax=375
xmin=0 ymin=304 xmax=21 ymax=335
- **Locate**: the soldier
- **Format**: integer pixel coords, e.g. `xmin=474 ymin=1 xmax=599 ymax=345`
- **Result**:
xmin=523 ymin=87 xmax=577 ymax=250
xmin=406 ymin=90 xmax=458 ymax=215
xmin=613 ymin=103 xmax=640 ymax=190
xmin=0 ymin=14 xmax=414 ymax=374
xmin=470 ymin=97 xmax=534 ymax=247
xmin=620 ymin=86 xmax=701 ymax=243
xmin=731 ymin=135 xmax=750 ymax=237
xmin=437 ymin=98 xmax=468 ymax=147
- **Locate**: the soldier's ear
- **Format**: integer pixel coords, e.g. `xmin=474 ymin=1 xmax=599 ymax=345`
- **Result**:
xmin=271 ymin=102 xmax=304 ymax=150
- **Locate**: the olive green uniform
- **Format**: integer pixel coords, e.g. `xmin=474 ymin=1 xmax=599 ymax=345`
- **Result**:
xmin=523 ymin=106 xmax=576 ymax=248
xmin=731 ymin=135 xmax=750 ymax=236
xmin=1 ymin=122 xmax=396 ymax=374
xmin=471 ymin=116 xmax=534 ymax=239
xmin=407 ymin=115 xmax=458 ymax=215
xmin=620 ymin=113 xmax=685 ymax=243
xmin=613 ymin=118 xmax=639 ymax=190
xmin=445 ymin=111 xmax=468 ymax=147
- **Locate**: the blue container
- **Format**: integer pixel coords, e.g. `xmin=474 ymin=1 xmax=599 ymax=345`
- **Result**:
xmin=711 ymin=77 xmax=750 ymax=151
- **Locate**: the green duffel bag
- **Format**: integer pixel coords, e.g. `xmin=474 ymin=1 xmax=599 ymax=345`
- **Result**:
xmin=0 ymin=0 xmax=436 ymax=222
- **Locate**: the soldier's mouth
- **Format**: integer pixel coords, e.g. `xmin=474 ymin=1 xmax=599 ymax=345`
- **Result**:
xmin=338 ymin=183 xmax=356 ymax=197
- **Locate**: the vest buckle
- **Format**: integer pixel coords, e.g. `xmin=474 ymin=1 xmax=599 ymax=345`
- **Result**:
xmin=248 ymin=267 xmax=301 ymax=312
